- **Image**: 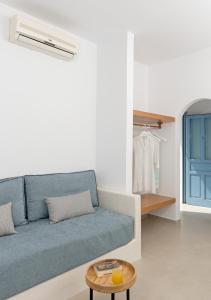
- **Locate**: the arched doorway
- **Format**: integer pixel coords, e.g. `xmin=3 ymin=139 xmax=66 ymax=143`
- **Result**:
xmin=182 ymin=99 xmax=211 ymax=209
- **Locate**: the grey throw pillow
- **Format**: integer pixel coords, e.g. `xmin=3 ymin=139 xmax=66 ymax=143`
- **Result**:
xmin=45 ymin=190 xmax=95 ymax=223
xmin=0 ymin=202 xmax=16 ymax=237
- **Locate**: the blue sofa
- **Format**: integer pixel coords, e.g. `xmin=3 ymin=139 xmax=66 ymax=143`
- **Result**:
xmin=0 ymin=170 xmax=134 ymax=300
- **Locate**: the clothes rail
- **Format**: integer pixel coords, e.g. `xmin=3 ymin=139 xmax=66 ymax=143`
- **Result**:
xmin=133 ymin=122 xmax=162 ymax=129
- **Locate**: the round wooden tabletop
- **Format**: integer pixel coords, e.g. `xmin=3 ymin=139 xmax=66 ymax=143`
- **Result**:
xmin=85 ymin=259 xmax=136 ymax=294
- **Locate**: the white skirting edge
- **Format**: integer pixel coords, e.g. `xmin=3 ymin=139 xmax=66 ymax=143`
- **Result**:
xmin=181 ymin=203 xmax=211 ymax=214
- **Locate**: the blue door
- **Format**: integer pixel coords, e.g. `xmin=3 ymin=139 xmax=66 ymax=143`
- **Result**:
xmin=184 ymin=114 xmax=211 ymax=207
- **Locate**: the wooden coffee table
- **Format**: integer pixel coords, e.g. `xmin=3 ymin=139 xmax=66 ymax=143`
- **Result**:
xmin=85 ymin=259 xmax=136 ymax=300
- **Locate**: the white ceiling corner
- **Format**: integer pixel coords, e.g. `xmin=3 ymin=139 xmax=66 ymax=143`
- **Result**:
xmin=1 ymin=0 xmax=211 ymax=64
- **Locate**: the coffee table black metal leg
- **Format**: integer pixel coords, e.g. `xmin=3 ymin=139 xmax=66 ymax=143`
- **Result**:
xmin=90 ymin=288 xmax=93 ymax=300
xmin=111 ymin=293 xmax=115 ymax=300
xmin=126 ymin=289 xmax=130 ymax=300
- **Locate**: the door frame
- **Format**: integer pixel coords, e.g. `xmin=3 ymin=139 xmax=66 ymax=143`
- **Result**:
xmin=183 ymin=113 xmax=187 ymax=204
xmin=183 ymin=112 xmax=211 ymax=206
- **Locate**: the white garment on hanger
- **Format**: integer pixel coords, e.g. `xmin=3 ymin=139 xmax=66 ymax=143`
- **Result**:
xmin=133 ymin=131 xmax=160 ymax=193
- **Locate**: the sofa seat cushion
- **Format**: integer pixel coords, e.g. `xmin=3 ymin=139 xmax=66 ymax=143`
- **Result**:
xmin=25 ymin=170 xmax=98 ymax=221
xmin=0 ymin=208 xmax=133 ymax=300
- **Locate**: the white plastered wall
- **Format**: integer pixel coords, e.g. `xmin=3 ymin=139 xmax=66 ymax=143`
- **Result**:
xmin=0 ymin=4 xmax=97 ymax=178
xmin=147 ymin=47 xmax=211 ymax=220
xmin=187 ymin=99 xmax=211 ymax=114
xmin=96 ymin=31 xmax=134 ymax=193
xmin=134 ymin=61 xmax=149 ymax=111
xmin=0 ymin=2 xmax=137 ymax=199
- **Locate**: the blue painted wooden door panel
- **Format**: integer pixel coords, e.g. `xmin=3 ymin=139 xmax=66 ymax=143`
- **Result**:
xmin=184 ymin=114 xmax=211 ymax=207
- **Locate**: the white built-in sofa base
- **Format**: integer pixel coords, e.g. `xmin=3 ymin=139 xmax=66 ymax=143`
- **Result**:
xmin=8 ymin=189 xmax=141 ymax=300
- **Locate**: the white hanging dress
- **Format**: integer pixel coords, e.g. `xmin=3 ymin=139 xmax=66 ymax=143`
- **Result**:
xmin=133 ymin=131 xmax=160 ymax=194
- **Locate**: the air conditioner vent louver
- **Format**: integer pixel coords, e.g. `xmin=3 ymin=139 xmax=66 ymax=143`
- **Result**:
xmin=10 ymin=15 xmax=78 ymax=61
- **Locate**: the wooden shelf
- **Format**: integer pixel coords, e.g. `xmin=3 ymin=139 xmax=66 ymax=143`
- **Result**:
xmin=133 ymin=110 xmax=175 ymax=128
xmin=140 ymin=193 xmax=176 ymax=214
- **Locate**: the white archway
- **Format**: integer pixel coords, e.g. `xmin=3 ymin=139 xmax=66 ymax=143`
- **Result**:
xmin=177 ymin=98 xmax=211 ymax=214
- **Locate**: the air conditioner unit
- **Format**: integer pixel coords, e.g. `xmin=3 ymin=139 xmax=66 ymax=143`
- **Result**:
xmin=9 ymin=15 xmax=78 ymax=61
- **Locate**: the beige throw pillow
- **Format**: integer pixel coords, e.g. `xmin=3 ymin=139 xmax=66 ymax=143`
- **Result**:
xmin=46 ymin=190 xmax=95 ymax=223
xmin=0 ymin=202 xmax=16 ymax=237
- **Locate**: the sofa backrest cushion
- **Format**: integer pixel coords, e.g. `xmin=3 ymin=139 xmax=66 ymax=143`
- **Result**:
xmin=0 ymin=177 xmax=27 ymax=226
xmin=25 ymin=170 xmax=98 ymax=221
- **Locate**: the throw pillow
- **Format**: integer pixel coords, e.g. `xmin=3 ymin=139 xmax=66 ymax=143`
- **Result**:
xmin=46 ymin=190 xmax=95 ymax=223
xmin=0 ymin=202 xmax=16 ymax=237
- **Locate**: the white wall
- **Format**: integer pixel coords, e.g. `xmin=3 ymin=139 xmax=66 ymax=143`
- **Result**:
xmin=96 ymin=31 xmax=134 ymax=192
xmin=148 ymin=48 xmax=211 ymax=115
xmin=147 ymin=47 xmax=211 ymax=220
xmin=187 ymin=99 xmax=211 ymax=114
xmin=0 ymin=4 xmax=97 ymax=178
xmin=134 ymin=61 xmax=148 ymax=111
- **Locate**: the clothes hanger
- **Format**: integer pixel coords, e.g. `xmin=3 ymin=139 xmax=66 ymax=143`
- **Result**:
xmin=148 ymin=129 xmax=167 ymax=142
xmin=140 ymin=124 xmax=167 ymax=142
xmin=150 ymin=132 xmax=167 ymax=142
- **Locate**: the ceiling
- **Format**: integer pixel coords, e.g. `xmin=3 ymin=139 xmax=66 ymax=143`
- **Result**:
xmin=1 ymin=0 xmax=211 ymax=64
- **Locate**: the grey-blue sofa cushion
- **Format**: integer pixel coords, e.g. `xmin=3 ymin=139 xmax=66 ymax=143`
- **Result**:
xmin=25 ymin=170 xmax=98 ymax=221
xmin=0 ymin=177 xmax=26 ymax=226
xmin=0 ymin=208 xmax=133 ymax=300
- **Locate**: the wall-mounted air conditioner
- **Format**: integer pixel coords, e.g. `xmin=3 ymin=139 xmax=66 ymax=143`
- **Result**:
xmin=9 ymin=15 xmax=78 ymax=61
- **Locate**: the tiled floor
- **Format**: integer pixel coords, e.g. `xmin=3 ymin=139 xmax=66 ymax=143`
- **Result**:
xmin=72 ymin=211 xmax=211 ymax=300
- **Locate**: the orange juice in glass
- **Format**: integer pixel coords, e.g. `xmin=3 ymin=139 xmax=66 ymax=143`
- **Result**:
xmin=112 ymin=269 xmax=123 ymax=284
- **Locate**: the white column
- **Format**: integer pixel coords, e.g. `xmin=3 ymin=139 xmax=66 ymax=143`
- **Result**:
xmin=96 ymin=31 xmax=134 ymax=193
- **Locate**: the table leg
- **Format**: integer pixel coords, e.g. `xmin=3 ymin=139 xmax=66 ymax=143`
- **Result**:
xmin=126 ymin=289 xmax=130 ymax=300
xmin=90 ymin=288 xmax=93 ymax=300
xmin=111 ymin=293 xmax=115 ymax=300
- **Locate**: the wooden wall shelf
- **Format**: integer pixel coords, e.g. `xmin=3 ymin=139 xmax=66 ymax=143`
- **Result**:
xmin=141 ymin=193 xmax=176 ymax=214
xmin=133 ymin=110 xmax=175 ymax=128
